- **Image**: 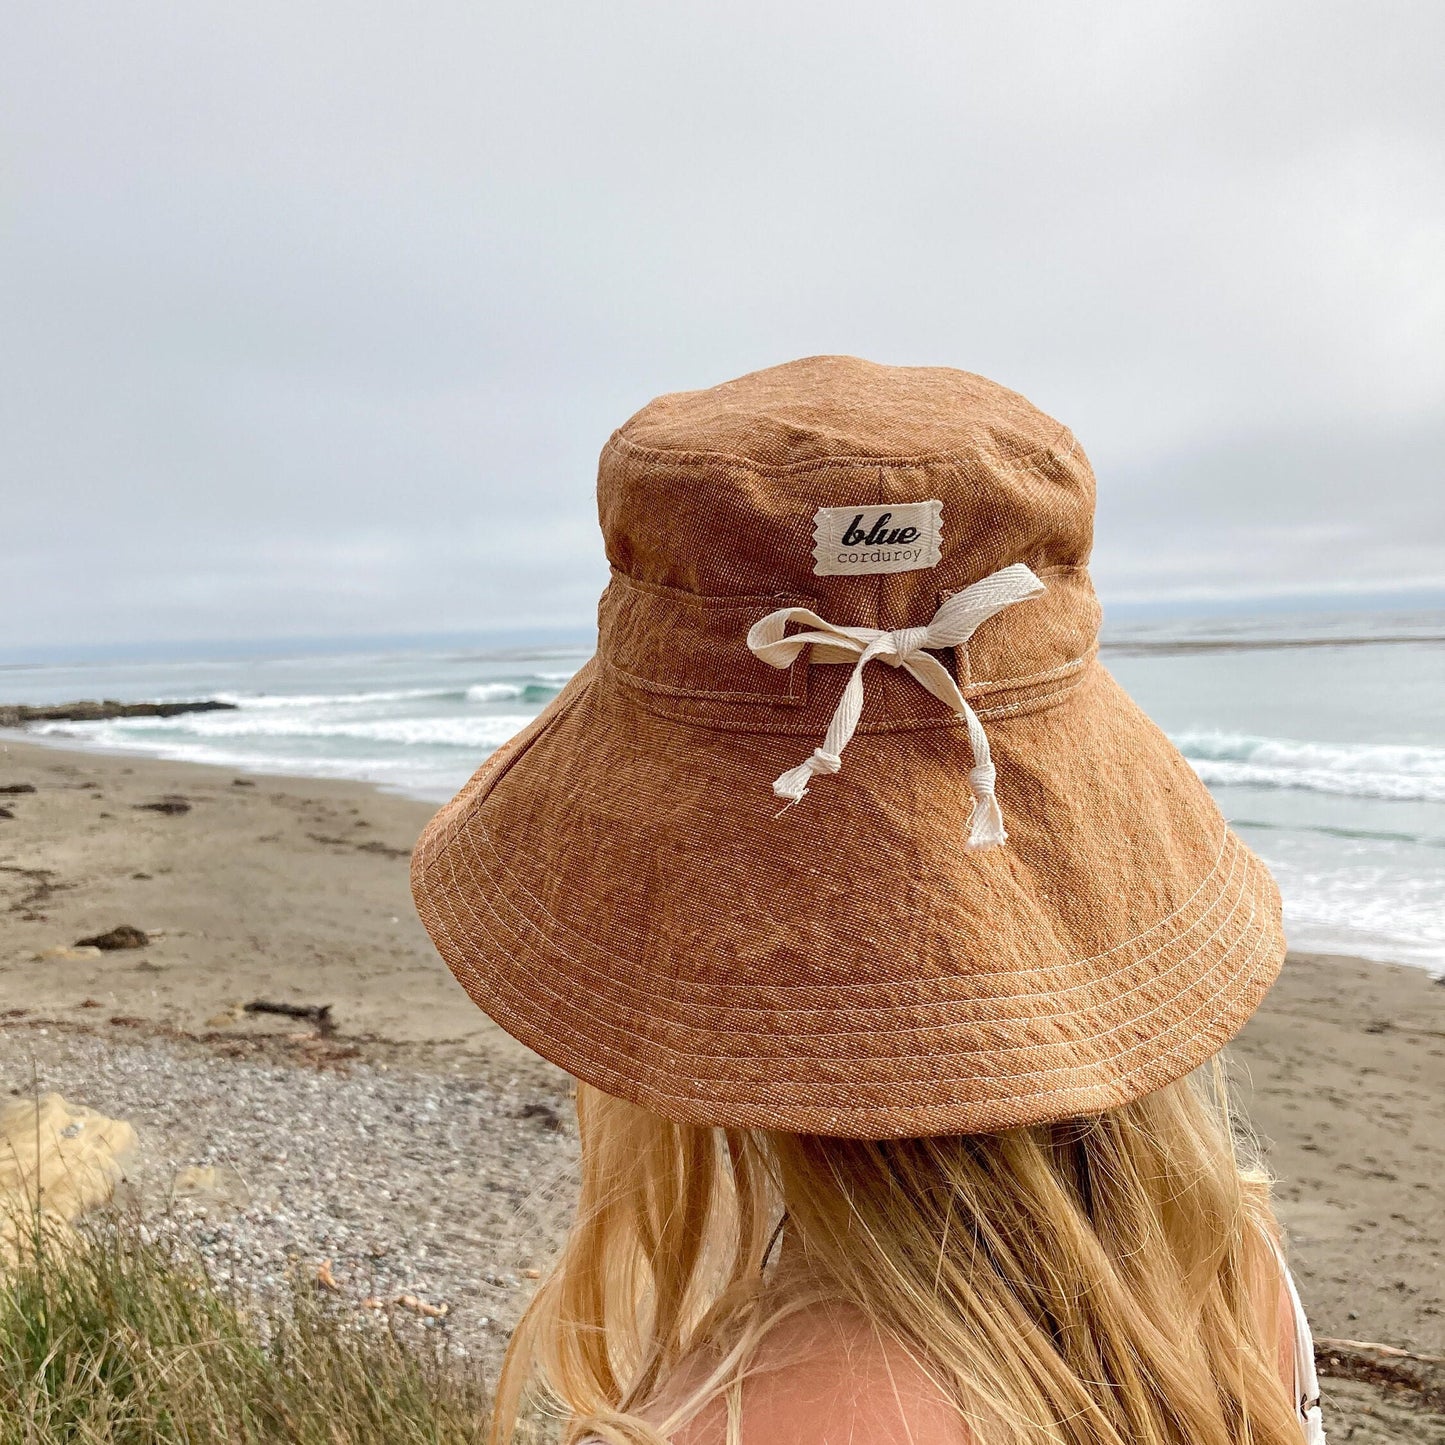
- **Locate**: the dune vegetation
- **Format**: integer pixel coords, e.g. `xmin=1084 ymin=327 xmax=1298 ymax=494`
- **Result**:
xmin=0 ymin=1214 xmax=503 ymax=1445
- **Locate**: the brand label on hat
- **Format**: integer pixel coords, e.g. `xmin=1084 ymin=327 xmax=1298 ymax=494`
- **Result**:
xmin=812 ymin=500 xmax=943 ymax=576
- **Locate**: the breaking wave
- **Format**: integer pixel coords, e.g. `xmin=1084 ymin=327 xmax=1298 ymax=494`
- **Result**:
xmin=1174 ymin=731 xmax=1445 ymax=803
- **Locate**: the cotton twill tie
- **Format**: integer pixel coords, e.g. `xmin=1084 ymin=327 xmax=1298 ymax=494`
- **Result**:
xmin=746 ymin=563 xmax=1045 ymax=849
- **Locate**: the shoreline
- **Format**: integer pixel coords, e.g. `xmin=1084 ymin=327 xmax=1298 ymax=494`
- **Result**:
xmin=0 ymin=724 xmax=458 ymax=808
xmin=6 ymin=723 xmax=1439 ymax=978
xmin=2 ymin=736 xmax=1442 ymax=1435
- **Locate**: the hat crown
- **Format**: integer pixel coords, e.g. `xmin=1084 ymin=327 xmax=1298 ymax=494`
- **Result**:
xmin=599 ymin=355 xmax=1095 ymax=623
xmin=594 ymin=357 xmax=1101 ymax=713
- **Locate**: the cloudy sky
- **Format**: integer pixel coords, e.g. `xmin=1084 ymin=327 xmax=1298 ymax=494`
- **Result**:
xmin=3 ymin=2 xmax=1442 ymax=654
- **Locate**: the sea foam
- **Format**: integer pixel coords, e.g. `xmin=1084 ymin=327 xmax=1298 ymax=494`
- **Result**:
xmin=1174 ymin=731 xmax=1445 ymax=803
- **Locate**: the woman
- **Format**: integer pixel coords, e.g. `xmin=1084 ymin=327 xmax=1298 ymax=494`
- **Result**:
xmin=413 ymin=356 xmax=1324 ymax=1443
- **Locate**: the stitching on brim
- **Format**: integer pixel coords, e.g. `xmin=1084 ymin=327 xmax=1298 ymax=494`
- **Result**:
xmin=428 ymin=859 xmax=1266 ymax=1090
xmin=433 ymin=833 xmax=1251 ymax=1035
xmin=445 ymin=819 xmax=1242 ymax=1005
xmin=439 ymin=786 xmax=1231 ymax=988
xmin=433 ymin=786 xmax=1235 ymax=989
xmin=424 ymin=849 xmax=1271 ymax=1100
xmin=687 ymin=932 xmax=1278 ymax=1124
xmin=441 ymin=895 xmax=1268 ymax=1100
xmin=427 ymin=826 xmax=1255 ymax=1039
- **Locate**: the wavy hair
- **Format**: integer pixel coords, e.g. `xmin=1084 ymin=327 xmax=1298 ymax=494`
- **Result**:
xmin=492 ymin=1068 xmax=1301 ymax=1445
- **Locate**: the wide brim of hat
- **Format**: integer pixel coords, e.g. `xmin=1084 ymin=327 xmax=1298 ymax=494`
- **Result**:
xmin=411 ymin=659 xmax=1285 ymax=1138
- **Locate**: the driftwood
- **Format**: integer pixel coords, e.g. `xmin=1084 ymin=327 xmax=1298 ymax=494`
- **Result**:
xmin=1316 ymin=1336 xmax=1445 ymax=1364
xmin=243 ymin=1000 xmax=336 ymax=1035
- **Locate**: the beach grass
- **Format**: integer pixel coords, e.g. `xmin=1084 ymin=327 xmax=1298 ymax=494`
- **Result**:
xmin=0 ymin=1213 xmax=497 ymax=1445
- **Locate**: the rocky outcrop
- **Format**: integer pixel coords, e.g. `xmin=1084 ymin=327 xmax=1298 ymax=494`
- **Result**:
xmin=0 ymin=699 xmax=237 ymax=727
xmin=0 ymin=1094 xmax=137 ymax=1260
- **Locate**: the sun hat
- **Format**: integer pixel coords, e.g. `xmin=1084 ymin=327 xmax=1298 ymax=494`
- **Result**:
xmin=411 ymin=355 xmax=1286 ymax=1139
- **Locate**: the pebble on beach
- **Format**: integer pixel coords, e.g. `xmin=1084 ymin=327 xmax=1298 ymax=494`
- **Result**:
xmin=5 ymin=1028 xmax=575 ymax=1365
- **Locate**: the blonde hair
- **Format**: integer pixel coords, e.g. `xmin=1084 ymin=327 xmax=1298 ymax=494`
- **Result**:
xmin=493 ymin=1068 xmax=1301 ymax=1445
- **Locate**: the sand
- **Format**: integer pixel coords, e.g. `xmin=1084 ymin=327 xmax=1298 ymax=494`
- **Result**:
xmin=2 ymin=735 xmax=1442 ymax=1439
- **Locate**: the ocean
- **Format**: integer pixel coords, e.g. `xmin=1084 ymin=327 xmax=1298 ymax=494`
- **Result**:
xmin=4 ymin=609 xmax=1442 ymax=972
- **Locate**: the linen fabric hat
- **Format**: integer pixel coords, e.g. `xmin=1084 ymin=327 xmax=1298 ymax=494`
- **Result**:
xmin=411 ymin=356 xmax=1286 ymax=1139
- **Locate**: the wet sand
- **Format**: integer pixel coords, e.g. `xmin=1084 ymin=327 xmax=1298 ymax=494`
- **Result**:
xmin=2 ymin=735 xmax=1442 ymax=1439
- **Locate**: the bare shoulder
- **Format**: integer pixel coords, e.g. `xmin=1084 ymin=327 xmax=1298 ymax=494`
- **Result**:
xmin=662 ymin=1302 xmax=975 ymax=1445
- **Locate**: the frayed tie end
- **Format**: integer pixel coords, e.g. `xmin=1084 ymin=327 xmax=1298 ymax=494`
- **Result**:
xmin=966 ymin=799 xmax=1008 ymax=850
xmin=966 ymin=764 xmax=1007 ymax=850
xmin=772 ymin=748 xmax=842 ymax=804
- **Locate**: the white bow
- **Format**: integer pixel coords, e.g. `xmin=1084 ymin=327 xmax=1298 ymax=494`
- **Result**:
xmin=746 ymin=563 xmax=1045 ymax=849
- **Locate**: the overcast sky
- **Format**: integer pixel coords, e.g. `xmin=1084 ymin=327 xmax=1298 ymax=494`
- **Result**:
xmin=3 ymin=2 xmax=1442 ymax=654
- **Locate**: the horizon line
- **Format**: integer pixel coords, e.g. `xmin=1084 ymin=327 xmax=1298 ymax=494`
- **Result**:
xmin=6 ymin=589 xmax=1445 ymax=670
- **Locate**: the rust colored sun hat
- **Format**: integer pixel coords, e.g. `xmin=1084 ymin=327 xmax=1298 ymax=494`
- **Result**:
xmin=411 ymin=356 xmax=1286 ymax=1139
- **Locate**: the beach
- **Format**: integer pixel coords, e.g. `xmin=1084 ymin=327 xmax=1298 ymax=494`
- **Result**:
xmin=2 ymin=735 xmax=1442 ymax=1438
